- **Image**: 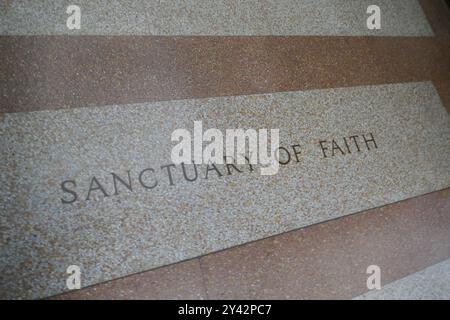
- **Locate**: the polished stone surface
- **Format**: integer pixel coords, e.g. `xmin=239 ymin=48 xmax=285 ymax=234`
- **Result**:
xmin=1 ymin=81 xmax=449 ymax=299
xmin=2 ymin=0 xmax=449 ymax=301
xmin=201 ymin=189 xmax=450 ymax=300
xmin=355 ymin=258 xmax=450 ymax=300
xmin=0 ymin=0 xmax=433 ymax=36
xmin=52 ymin=259 xmax=207 ymax=300
xmin=2 ymin=36 xmax=449 ymax=113
xmin=55 ymin=188 xmax=450 ymax=300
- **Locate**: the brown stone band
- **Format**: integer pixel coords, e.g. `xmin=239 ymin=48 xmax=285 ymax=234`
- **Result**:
xmin=52 ymin=188 xmax=450 ymax=299
xmin=1 ymin=35 xmax=449 ymax=114
xmin=1 ymin=0 xmax=448 ymax=114
xmin=420 ymin=0 xmax=450 ymax=36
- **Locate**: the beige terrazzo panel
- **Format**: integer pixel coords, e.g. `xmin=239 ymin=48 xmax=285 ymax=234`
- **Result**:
xmin=54 ymin=188 xmax=450 ymax=300
xmin=0 ymin=0 xmax=433 ymax=36
xmin=1 ymin=81 xmax=449 ymax=299
xmin=354 ymin=258 xmax=450 ymax=300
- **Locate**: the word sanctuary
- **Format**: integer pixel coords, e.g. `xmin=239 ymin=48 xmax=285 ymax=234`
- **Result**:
xmin=60 ymin=133 xmax=378 ymax=204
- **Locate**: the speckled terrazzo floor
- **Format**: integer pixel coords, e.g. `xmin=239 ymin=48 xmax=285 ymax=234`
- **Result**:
xmin=0 ymin=0 xmax=433 ymax=36
xmin=2 ymin=81 xmax=449 ymax=299
xmin=354 ymin=258 xmax=450 ymax=300
xmin=52 ymin=188 xmax=450 ymax=300
xmin=1 ymin=0 xmax=450 ymax=300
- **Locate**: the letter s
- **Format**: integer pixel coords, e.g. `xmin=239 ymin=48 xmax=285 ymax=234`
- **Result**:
xmin=61 ymin=180 xmax=78 ymax=204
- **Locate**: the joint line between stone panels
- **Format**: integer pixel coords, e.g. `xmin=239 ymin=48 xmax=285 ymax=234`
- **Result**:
xmin=197 ymin=258 xmax=211 ymax=300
